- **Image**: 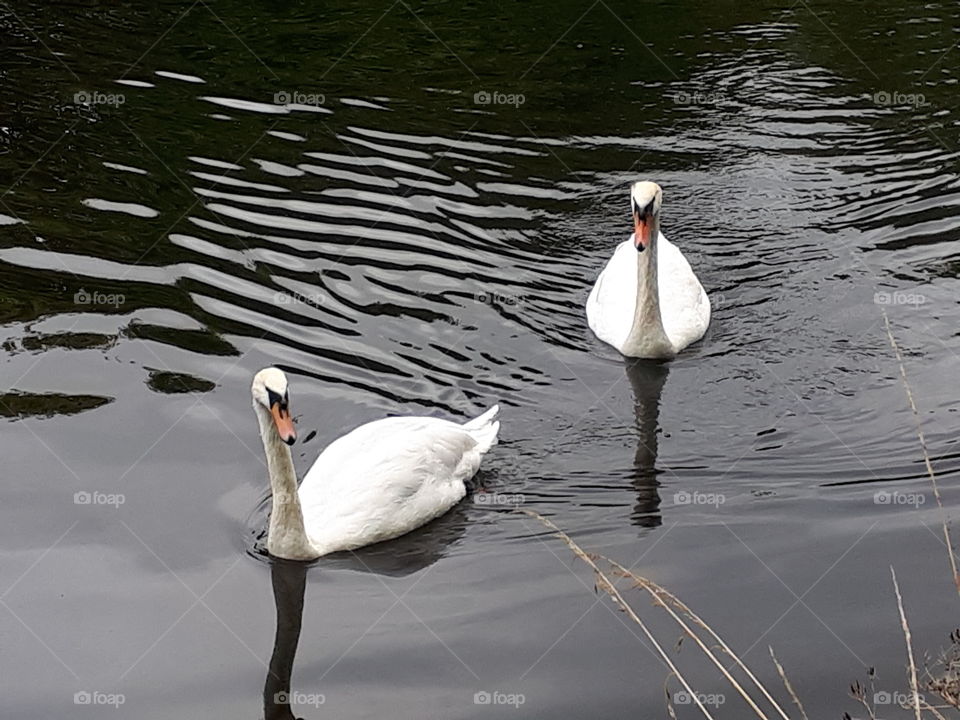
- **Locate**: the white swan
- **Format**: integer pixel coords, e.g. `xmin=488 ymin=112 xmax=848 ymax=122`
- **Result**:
xmin=251 ymin=367 xmax=500 ymax=560
xmin=586 ymin=181 xmax=710 ymax=358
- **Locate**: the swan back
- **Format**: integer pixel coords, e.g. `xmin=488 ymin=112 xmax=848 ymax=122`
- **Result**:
xmin=298 ymin=407 xmax=499 ymax=555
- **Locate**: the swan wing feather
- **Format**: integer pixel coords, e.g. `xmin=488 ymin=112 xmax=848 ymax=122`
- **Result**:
xmin=656 ymin=237 xmax=711 ymax=351
xmin=298 ymin=410 xmax=498 ymax=554
xmin=586 ymin=239 xmax=636 ymax=351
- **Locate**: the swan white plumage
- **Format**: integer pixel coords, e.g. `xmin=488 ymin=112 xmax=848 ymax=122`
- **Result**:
xmin=586 ymin=181 xmax=710 ymax=358
xmin=252 ymin=367 xmax=500 ymax=560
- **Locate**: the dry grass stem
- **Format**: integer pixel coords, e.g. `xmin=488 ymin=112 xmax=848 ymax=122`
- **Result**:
xmin=519 ymin=510 xmax=718 ymax=719
xmin=603 ymin=556 xmax=781 ymax=720
xmin=880 ymin=311 xmax=960 ymax=598
xmin=891 ymin=566 xmax=923 ymax=720
xmin=606 ymin=557 xmax=791 ymax=719
xmin=768 ymin=647 xmax=808 ymax=720
xmin=848 ymin=677 xmax=878 ymax=720
xmin=520 ymin=509 xmax=793 ymax=720
xmin=918 ymin=699 xmax=948 ymax=720
xmin=924 ymin=630 xmax=960 ymax=708
xmin=519 ymin=508 xmax=713 ymax=720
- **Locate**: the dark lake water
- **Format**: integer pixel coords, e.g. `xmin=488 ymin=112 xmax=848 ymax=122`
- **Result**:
xmin=2 ymin=1 xmax=959 ymax=717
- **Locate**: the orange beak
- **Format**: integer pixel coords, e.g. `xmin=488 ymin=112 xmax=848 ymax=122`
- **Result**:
xmin=270 ymin=402 xmax=297 ymax=445
xmin=633 ymin=210 xmax=651 ymax=251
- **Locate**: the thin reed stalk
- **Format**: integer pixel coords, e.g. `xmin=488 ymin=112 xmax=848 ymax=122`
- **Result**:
xmin=519 ymin=509 xmax=718 ymax=719
xmin=603 ymin=556 xmax=780 ymax=720
xmin=768 ymin=647 xmax=808 ymax=720
xmin=520 ymin=508 xmax=791 ymax=720
xmin=891 ymin=566 xmax=922 ymax=720
xmin=880 ymin=311 xmax=960 ymax=598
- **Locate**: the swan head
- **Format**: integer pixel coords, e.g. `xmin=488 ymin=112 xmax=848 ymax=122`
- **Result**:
xmin=630 ymin=181 xmax=662 ymax=253
xmin=252 ymin=367 xmax=297 ymax=446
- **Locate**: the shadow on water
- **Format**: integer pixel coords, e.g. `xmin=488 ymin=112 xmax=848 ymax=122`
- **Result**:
xmin=624 ymin=358 xmax=669 ymax=528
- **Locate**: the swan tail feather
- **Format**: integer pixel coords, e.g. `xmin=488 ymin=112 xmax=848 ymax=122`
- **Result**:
xmin=463 ymin=404 xmax=500 ymax=453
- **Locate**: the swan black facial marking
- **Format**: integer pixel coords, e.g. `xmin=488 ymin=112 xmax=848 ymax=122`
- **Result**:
xmin=267 ymin=388 xmax=287 ymax=411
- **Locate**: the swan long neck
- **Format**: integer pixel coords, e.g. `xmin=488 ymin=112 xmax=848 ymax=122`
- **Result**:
xmin=255 ymin=403 xmax=317 ymax=560
xmin=622 ymin=223 xmax=674 ymax=359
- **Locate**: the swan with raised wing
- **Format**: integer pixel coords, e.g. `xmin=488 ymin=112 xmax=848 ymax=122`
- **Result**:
xmin=252 ymin=367 xmax=500 ymax=560
xmin=586 ymin=181 xmax=710 ymax=358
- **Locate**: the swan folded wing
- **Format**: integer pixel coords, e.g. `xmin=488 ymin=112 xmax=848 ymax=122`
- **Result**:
xmin=586 ymin=240 xmax=636 ymax=349
xmin=656 ymin=239 xmax=711 ymax=350
xmin=298 ymin=417 xmax=478 ymax=553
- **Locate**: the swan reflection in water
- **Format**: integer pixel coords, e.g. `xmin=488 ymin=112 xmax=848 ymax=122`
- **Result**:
xmin=261 ymin=504 xmax=468 ymax=719
xmin=624 ymin=358 xmax=670 ymax=528
xmin=264 ymin=559 xmax=308 ymax=720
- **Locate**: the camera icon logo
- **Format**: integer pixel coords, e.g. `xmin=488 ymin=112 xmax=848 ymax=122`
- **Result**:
xmin=474 ymin=690 xmax=491 ymax=705
xmin=74 ymin=691 xmax=92 ymax=705
xmin=473 ymin=91 xmax=491 ymax=105
xmin=274 ymin=91 xmax=292 ymax=104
